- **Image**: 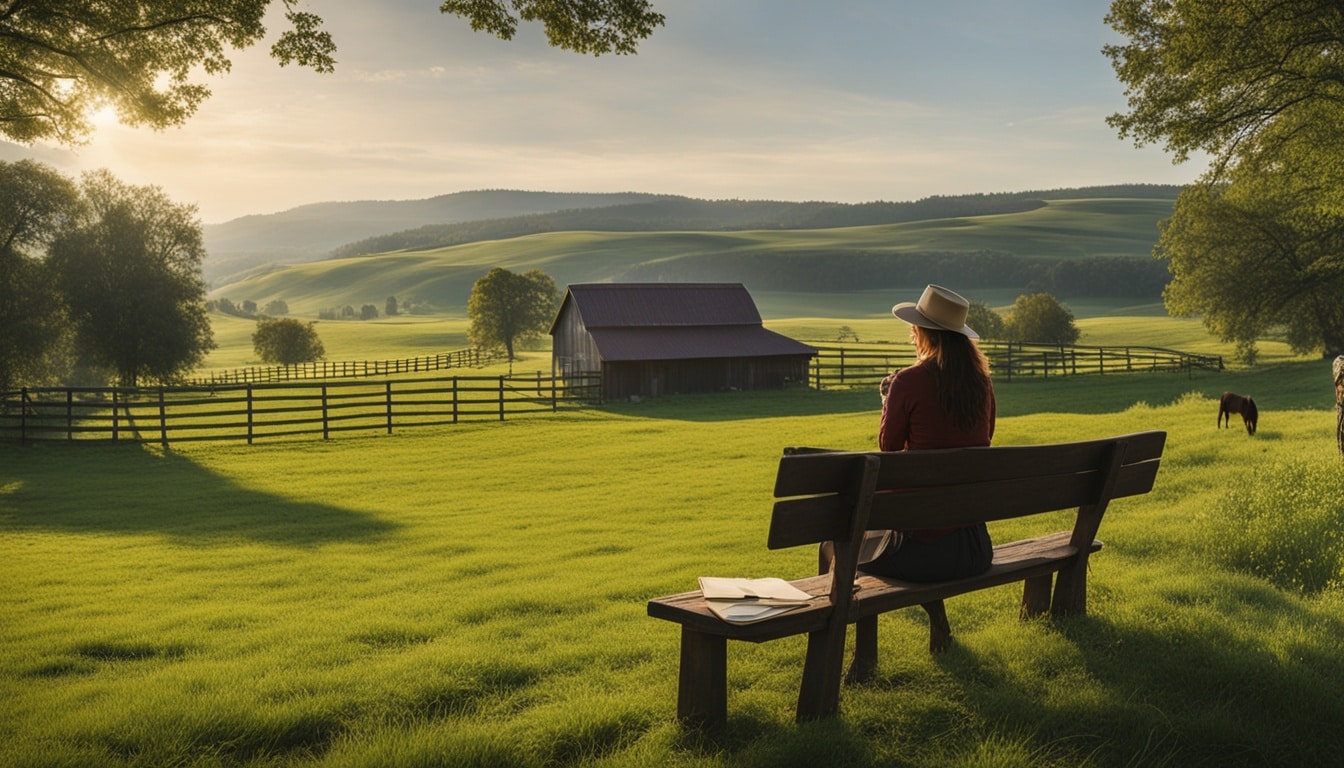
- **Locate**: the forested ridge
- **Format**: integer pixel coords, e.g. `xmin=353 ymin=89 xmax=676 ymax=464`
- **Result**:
xmin=620 ymin=250 xmax=1172 ymax=298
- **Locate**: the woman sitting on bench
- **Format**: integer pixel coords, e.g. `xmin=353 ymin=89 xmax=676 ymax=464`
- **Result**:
xmin=821 ymin=284 xmax=997 ymax=584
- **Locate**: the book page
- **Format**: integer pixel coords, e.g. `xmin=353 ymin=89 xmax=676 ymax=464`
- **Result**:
xmin=698 ymin=576 xmax=814 ymax=602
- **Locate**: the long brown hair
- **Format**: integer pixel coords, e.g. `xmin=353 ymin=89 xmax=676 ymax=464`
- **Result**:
xmin=912 ymin=326 xmax=993 ymax=432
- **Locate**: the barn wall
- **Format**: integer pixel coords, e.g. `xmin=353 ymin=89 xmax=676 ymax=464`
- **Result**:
xmin=601 ymin=356 xmax=811 ymax=400
xmin=551 ymin=304 xmax=601 ymax=380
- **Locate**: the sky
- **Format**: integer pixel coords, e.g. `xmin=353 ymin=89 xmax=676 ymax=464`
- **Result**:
xmin=1 ymin=0 xmax=1203 ymax=225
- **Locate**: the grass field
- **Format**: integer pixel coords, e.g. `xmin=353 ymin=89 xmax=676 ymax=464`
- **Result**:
xmin=5 ymin=334 xmax=1343 ymax=767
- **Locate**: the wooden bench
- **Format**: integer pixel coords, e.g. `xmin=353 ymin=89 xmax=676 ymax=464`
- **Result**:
xmin=646 ymin=430 xmax=1166 ymax=728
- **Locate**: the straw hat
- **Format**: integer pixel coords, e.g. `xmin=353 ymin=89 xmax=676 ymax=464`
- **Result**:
xmin=891 ymin=284 xmax=979 ymax=339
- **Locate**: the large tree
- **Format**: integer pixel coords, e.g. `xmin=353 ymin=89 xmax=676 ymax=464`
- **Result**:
xmin=46 ymin=169 xmax=214 ymax=386
xmin=1106 ymin=0 xmax=1344 ymax=356
xmin=0 ymin=0 xmax=663 ymax=145
xmin=0 ymin=159 xmax=78 ymax=393
xmin=467 ymin=267 xmax=559 ymax=362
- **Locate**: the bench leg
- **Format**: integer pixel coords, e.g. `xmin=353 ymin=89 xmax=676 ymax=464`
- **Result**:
xmin=846 ymin=616 xmax=879 ymax=683
xmin=1021 ymin=574 xmax=1053 ymax=619
xmin=677 ymin=628 xmax=727 ymax=728
xmin=1052 ymin=561 xmax=1088 ymax=616
xmin=923 ymin=600 xmax=952 ymax=653
xmin=797 ymin=626 xmax=847 ymax=722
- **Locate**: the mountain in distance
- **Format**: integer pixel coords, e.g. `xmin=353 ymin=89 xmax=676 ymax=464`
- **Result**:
xmin=201 ymin=185 xmax=1182 ymax=287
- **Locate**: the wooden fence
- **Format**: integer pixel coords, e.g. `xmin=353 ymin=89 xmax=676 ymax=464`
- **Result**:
xmin=809 ymin=341 xmax=1223 ymax=390
xmin=190 ymin=347 xmax=495 ymax=386
xmin=2 ymin=341 xmax=1222 ymax=446
xmin=0 ymin=373 xmax=600 ymax=446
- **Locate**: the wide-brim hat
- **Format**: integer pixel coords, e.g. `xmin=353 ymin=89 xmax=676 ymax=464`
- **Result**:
xmin=892 ymin=284 xmax=979 ymax=339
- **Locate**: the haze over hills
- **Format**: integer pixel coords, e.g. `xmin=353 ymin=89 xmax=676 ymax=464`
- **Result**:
xmin=202 ymin=184 xmax=1181 ymax=288
xmin=208 ymin=186 xmax=1183 ymax=316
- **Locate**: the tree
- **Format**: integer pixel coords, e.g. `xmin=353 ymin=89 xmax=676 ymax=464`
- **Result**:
xmin=46 ymin=170 xmax=214 ymax=386
xmin=359 ymin=304 xmax=378 ymax=320
xmin=1159 ymin=167 xmax=1344 ymax=361
xmin=467 ymin=267 xmax=559 ymax=361
xmin=966 ymin=299 xmax=1005 ymax=341
xmin=1004 ymin=293 xmax=1080 ymax=345
xmin=385 ymin=295 xmax=399 ymax=316
xmin=252 ymin=317 xmax=323 ymax=364
xmin=0 ymin=159 xmax=78 ymax=393
xmin=1 ymin=0 xmax=663 ymax=145
xmin=1106 ymin=0 xmax=1344 ymax=357
xmin=1105 ymin=0 xmax=1344 ymax=174
xmin=262 ymin=298 xmax=289 ymax=316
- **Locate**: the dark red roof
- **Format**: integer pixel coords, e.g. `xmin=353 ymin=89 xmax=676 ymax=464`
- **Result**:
xmin=551 ymin=282 xmax=816 ymax=362
xmin=560 ymin=283 xmax=764 ymax=328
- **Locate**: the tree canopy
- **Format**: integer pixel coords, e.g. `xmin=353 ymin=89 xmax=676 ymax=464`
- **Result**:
xmin=0 ymin=0 xmax=663 ymax=145
xmin=0 ymin=159 xmax=80 ymax=392
xmin=467 ymin=267 xmax=559 ymax=361
xmin=45 ymin=169 xmax=214 ymax=386
xmin=1106 ymin=0 xmax=1344 ymax=357
xmin=1004 ymin=293 xmax=1080 ymax=346
xmin=253 ymin=317 xmax=324 ymax=365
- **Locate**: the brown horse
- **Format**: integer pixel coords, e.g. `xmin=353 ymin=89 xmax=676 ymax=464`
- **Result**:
xmin=1219 ymin=392 xmax=1258 ymax=435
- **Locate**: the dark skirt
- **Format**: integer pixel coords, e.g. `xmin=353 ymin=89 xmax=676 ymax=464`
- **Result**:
xmin=858 ymin=523 xmax=993 ymax=582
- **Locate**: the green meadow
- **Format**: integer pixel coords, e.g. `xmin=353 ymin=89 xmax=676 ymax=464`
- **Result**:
xmin=5 ymin=294 xmax=1344 ymax=767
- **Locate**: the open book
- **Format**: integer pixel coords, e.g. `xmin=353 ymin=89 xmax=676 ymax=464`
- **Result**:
xmin=698 ymin=577 xmax=817 ymax=624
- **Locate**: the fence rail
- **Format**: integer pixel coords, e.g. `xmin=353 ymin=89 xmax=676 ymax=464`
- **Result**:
xmin=809 ymin=341 xmax=1223 ymax=390
xmin=1 ymin=373 xmax=600 ymax=446
xmin=190 ymin=347 xmax=497 ymax=385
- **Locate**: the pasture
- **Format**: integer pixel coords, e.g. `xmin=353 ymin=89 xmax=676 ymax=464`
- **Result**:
xmin=4 ymin=327 xmax=1343 ymax=766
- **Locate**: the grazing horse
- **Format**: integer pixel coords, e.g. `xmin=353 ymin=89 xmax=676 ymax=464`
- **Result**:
xmin=1218 ymin=392 xmax=1258 ymax=435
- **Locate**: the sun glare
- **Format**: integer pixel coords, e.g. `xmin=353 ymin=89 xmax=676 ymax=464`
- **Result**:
xmin=88 ymin=104 xmax=118 ymax=129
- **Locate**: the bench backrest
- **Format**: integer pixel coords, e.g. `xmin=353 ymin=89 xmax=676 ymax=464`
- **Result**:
xmin=768 ymin=431 xmax=1166 ymax=605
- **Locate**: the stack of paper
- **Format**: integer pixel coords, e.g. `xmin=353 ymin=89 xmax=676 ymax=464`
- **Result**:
xmin=698 ymin=577 xmax=817 ymax=624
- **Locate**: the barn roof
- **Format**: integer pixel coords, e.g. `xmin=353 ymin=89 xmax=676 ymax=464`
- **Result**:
xmin=551 ymin=282 xmax=816 ymax=362
xmin=556 ymin=282 xmax=765 ymax=328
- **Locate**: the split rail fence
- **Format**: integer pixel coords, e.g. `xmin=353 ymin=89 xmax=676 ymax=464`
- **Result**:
xmin=809 ymin=341 xmax=1223 ymax=390
xmin=2 ymin=341 xmax=1222 ymax=446
xmin=1 ymin=373 xmax=600 ymax=446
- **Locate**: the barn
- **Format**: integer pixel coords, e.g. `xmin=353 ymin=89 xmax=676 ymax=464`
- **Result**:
xmin=549 ymin=283 xmax=817 ymax=400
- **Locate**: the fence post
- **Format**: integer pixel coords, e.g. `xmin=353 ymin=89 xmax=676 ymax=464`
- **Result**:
xmin=158 ymin=387 xmax=168 ymax=448
xmin=452 ymin=377 xmax=459 ymax=424
xmin=498 ymin=376 xmax=506 ymax=421
xmin=552 ymin=372 xmax=558 ymax=412
xmin=1006 ymin=346 xmax=1013 ymax=383
xmin=112 ymin=389 xmax=120 ymax=441
xmin=839 ymin=348 xmax=846 ymax=386
xmin=247 ymin=384 xmax=254 ymax=445
xmin=385 ymin=381 xmax=393 ymax=434
xmin=321 ymin=385 xmax=330 ymax=440
xmin=20 ymin=388 xmax=28 ymax=442
xmin=66 ymin=388 xmax=73 ymax=441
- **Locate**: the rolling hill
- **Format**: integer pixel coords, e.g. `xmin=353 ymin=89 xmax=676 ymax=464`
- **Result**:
xmin=201 ymin=184 xmax=1181 ymax=287
xmin=209 ymin=191 xmax=1179 ymax=317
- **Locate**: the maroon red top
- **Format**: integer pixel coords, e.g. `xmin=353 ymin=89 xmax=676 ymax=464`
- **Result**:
xmin=878 ymin=358 xmax=996 ymax=541
xmin=880 ymin=358 xmax=995 ymax=451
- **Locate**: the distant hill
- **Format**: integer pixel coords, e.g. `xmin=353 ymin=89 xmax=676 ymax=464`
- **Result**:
xmin=202 ymin=185 xmax=1182 ymax=287
xmin=209 ymin=191 xmax=1181 ymax=316
xmin=202 ymin=190 xmax=667 ymax=286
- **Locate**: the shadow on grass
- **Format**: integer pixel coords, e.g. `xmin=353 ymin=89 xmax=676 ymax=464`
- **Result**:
xmin=919 ymin=580 xmax=1344 ymax=766
xmin=0 ymin=442 xmax=399 ymax=546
